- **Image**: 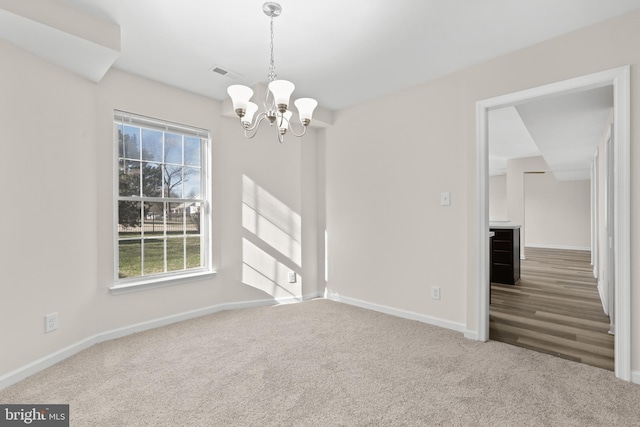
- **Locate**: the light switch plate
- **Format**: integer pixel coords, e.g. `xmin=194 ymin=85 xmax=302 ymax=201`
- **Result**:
xmin=440 ymin=192 xmax=451 ymax=206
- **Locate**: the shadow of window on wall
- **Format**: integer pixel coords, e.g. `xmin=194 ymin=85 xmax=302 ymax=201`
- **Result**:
xmin=242 ymin=175 xmax=302 ymax=300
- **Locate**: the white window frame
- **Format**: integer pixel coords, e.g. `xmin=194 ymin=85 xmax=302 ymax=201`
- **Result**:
xmin=110 ymin=110 xmax=214 ymax=294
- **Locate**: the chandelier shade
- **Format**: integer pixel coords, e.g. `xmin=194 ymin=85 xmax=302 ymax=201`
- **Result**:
xmin=278 ymin=111 xmax=293 ymax=133
xmin=243 ymin=102 xmax=259 ymax=125
xmin=294 ymin=98 xmax=318 ymax=123
xmin=227 ymin=85 xmax=254 ymax=113
xmin=226 ymin=2 xmax=317 ymax=143
xmin=268 ymin=80 xmax=295 ymax=110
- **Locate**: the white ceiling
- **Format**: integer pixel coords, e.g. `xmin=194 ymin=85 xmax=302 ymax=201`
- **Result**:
xmin=1 ymin=0 xmax=630 ymax=176
xmin=489 ymin=86 xmax=613 ymax=181
xmin=52 ymin=0 xmax=640 ymax=110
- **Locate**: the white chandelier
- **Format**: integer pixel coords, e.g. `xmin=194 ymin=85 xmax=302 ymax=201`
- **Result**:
xmin=227 ymin=2 xmax=318 ymax=144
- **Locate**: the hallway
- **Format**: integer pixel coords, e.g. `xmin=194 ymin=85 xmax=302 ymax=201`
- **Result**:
xmin=489 ymin=247 xmax=614 ymax=371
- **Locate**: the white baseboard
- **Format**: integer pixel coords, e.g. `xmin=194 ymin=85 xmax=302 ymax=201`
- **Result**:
xmin=274 ymin=291 xmax=322 ymax=305
xmin=0 ymin=336 xmax=98 ymax=392
xmin=324 ymin=291 xmax=467 ymax=334
xmin=526 ymin=243 xmax=591 ymax=251
xmin=0 ymin=297 xmax=287 ymax=391
xmin=3 ymin=290 xmax=632 ymax=391
xmin=95 ymin=297 xmax=279 ymax=343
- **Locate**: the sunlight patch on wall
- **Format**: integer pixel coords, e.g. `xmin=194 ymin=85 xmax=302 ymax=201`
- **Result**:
xmin=242 ymin=238 xmax=301 ymax=300
xmin=242 ymin=175 xmax=302 ymax=267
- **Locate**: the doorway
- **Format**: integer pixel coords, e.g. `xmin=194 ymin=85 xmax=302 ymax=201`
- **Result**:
xmin=475 ymin=66 xmax=631 ymax=381
xmin=490 ymin=167 xmax=613 ymax=370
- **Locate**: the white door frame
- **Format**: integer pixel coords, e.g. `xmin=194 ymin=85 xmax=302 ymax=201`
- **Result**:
xmin=605 ymin=126 xmax=616 ymax=334
xmin=591 ymin=148 xmax=598 ymax=281
xmin=475 ymin=66 xmax=631 ymax=381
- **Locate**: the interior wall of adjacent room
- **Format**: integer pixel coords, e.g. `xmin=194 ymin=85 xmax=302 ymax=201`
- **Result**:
xmin=489 ymin=175 xmax=508 ymax=221
xmin=524 ymin=172 xmax=591 ymax=250
xmin=499 ymin=155 xmax=592 ymax=251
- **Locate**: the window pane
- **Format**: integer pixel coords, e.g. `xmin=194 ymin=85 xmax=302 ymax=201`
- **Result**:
xmin=143 ymin=238 xmax=165 ymax=275
xmin=167 ymin=202 xmax=185 ymax=235
xmin=119 ymin=239 xmax=142 ymax=278
xmin=184 ymin=137 xmax=200 ymax=166
xmin=119 ymin=160 xmax=141 ymax=197
xmin=118 ymin=201 xmax=142 ymax=236
xmin=183 ymin=167 xmax=201 ymax=199
xmin=164 ymin=133 xmax=182 ymax=164
xmin=144 ymin=202 xmax=164 ymax=237
xmin=123 ymin=125 xmax=141 ymax=159
xmin=186 ymin=202 xmax=201 ymax=235
xmin=186 ymin=236 xmax=201 ymax=269
xmin=142 ymin=162 xmax=162 ymax=197
xmin=167 ymin=237 xmax=185 ymax=272
xmin=164 ymin=165 xmax=183 ymax=198
xmin=142 ymin=128 xmax=163 ymax=162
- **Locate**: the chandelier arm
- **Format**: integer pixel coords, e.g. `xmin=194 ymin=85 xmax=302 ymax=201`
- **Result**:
xmin=241 ymin=114 xmax=270 ymax=139
xmin=288 ymin=122 xmax=308 ymax=138
xmin=240 ymin=112 xmax=268 ymax=133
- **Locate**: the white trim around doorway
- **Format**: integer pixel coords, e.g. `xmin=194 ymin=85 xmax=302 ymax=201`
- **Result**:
xmin=475 ymin=66 xmax=631 ymax=382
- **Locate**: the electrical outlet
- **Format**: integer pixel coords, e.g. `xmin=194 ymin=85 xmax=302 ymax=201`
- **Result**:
xmin=431 ymin=286 xmax=441 ymax=300
xmin=45 ymin=312 xmax=58 ymax=333
xmin=288 ymin=271 xmax=297 ymax=283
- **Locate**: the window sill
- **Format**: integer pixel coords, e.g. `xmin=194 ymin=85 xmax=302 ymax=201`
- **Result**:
xmin=109 ymin=270 xmax=217 ymax=295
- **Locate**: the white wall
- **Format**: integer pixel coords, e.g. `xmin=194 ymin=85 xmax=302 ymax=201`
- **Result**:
xmin=324 ymin=75 xmax=468 ymax=326
xmin=524 ymin=172 xmax=591 ymax=250
xmin=505 ymin=156 xmax=548 ymax=258
xmin=0 ymin=42 xmax=321 ymax=377
xmin=324 ymin=10 xmax=640 ymax=373
xmin=0 ymin=38 xmax=98 ymax=376
xmin=501 ymin=155 xmax=592 ymax=252
xmin=489 ymin=175 xmax=508 ymax=221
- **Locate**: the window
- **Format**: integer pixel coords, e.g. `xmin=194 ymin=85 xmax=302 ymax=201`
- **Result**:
xmin=113 ymin=111 xmax=212 ymax=291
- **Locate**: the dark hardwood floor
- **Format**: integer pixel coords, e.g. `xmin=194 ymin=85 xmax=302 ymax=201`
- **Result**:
xmin=490 ymin=247 xmax=614 ymax=371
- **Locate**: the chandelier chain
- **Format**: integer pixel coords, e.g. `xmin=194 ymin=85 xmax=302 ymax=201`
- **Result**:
xmin=267 ymin=16 xmax=277 ymax=82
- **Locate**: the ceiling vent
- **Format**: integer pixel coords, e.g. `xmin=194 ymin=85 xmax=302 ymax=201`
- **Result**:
xmin=210 ymin=65 xmax=241 ymax=80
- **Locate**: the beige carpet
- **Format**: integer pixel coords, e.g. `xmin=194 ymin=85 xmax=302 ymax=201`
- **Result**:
xmin=1 ymin=299 xmax=639 ymax=426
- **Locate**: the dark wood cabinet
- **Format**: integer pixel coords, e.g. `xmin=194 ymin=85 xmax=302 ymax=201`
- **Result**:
xmin=490 ymin=227 xmax=520 ymax=285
